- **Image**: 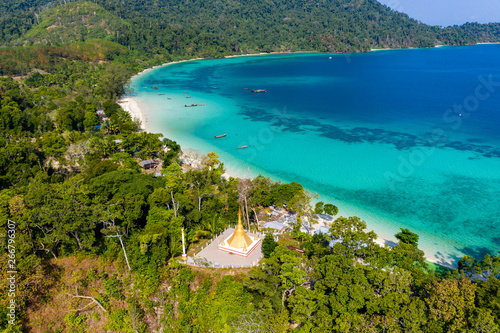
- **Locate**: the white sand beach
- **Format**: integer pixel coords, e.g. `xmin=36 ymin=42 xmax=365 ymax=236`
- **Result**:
xmin=118 ymin=97 xmax=149 ymax=132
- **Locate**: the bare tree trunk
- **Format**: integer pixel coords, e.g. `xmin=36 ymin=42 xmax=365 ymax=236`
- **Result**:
xmin=244 ymin=197 xmax=250 ymax=230
xmin=251 ymin=208 xmax=259 ymax=225
xmin=282 ymin=286 xmax=296 ymax=306
xmin=118 ymin=235 xmax=131 ymax=271
xmin=198 ymin=196 xmax=202 ymax=212
xmin=38 ymin=242 xmax=58 ymax=259
xmin=68 ymin=287 xmax=107 ymax=313
xmin=70 ymin=231 xmax=83 ymax=250
xmin=171 ymin=191 xmax=177 ymax=217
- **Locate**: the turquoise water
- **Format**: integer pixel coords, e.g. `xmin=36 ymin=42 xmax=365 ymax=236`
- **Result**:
xmin=131 ymin=46 xmax=500 ymax=266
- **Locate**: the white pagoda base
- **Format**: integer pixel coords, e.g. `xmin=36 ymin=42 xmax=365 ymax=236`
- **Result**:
xmin=218 ymin=236 xmax=261 ymax=257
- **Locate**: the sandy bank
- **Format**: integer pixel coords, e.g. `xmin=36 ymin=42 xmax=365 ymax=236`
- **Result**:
xmin=118 ymin=97 xmax=149 ymax=132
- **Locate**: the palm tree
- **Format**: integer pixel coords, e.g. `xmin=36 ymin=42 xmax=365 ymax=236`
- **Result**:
xmin=203 ymin=213 xmax=224 ymax=236
xmin=101 ymin=119 xmax=119 ymax=135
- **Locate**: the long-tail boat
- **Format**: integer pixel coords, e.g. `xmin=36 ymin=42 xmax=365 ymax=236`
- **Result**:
xmin=215 ymin=134 xmax=227 ymax=139
xmin=238 ymin=145 xmax=248 ymax=149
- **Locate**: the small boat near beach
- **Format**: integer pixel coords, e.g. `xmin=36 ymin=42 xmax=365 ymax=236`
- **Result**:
xmin=158 ymin=93 xmax=165 ymax=95
xmin=186 ymin=96 xmax=192 ymax=98
xmin=251 ymin=89 xmax=266 ymax=93
xmin=185 ymin=104 xmax=198 ymax=107
xmin=238 ymin=145 xmax=248 ymax=149
xmin=215 ymin=134 xmax=227 ymax=138
xmin=151 ymin=86 xmax=159 ymax=89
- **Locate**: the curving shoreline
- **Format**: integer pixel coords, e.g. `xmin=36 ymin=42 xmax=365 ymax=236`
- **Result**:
xmin=117 ymin=49 xmax=500 ymax=269
xmin=129 ymin=51 xmax=322 ymax=82
xmin=119 ymin=92 xmax=457 ymax=269
xmin=118 ymin=97 xmax=148 ymax=131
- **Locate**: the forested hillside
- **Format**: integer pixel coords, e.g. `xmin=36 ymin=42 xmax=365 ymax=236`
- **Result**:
xmin=0 ymin=0 xmax=54 ymax=44
xmin=2 ymin=0 xmax=500 ymax=60
xmin=1 ymin=0 xmax=500 ymax=332
xmin=23 ymin=1 xmax=130 ymax=46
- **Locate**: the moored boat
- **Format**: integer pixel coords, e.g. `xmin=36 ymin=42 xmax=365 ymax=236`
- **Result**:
xmin=215 ymin=134 xmax=227 ymax=138
xmin=238 ymin=145 xmax=248 ymax=149
xmin=251 ymin=89 xmax=266 ymax=93
xmin=185 ymin=104 xmax=198 ymax=107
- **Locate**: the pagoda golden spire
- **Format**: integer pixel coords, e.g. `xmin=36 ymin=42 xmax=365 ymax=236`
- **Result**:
xmin=227 ymin=208 xmax=253 ymax=249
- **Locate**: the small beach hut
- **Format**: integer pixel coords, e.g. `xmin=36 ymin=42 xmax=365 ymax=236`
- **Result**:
xmin=138 ymin=159 xmax=156 ymax=169
xmin=262 ymin=222 xmax=287 ymax=233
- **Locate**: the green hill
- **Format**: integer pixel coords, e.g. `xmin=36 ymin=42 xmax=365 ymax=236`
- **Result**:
xmin=91 ymin=0 xmax=500 ymax=55
xmin=0 ymin=0 xmax=55 ymax=44
xmin=22 ymin=1 xmax=129 ymax=45
xmin=0 ymin=39 xmax=128 ymax=76
xmin=2 ymin=0 xmax=500 ymax=59
xmin=100 ymin=0 xmax=439 ymax=54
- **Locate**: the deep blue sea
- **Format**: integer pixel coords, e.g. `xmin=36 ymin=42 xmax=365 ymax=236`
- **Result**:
xmin=131 ymin=45 xmax=500 ymax=266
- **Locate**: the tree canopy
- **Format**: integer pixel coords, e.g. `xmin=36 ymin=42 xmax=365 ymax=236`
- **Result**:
xmin=1 ymin=0 xmax=500 ymax=331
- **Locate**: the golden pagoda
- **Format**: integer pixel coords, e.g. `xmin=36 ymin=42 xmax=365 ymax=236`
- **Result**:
xmin=217 ymin=207 xmax=262 ymax=257
xmin=226 ymin=209 xmax=253 ymax=249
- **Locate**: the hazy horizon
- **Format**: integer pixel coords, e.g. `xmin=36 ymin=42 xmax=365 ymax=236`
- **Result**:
xmin=377 ymin=0 xmax=500 ymax=27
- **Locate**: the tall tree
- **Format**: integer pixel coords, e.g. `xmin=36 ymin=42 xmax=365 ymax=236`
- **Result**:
xmin=97 ymin=64 xmax=131 ymax=100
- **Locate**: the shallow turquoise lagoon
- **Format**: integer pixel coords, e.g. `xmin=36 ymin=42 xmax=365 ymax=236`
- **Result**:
xmin=131 ymin=45 xmax=500 ymax=265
